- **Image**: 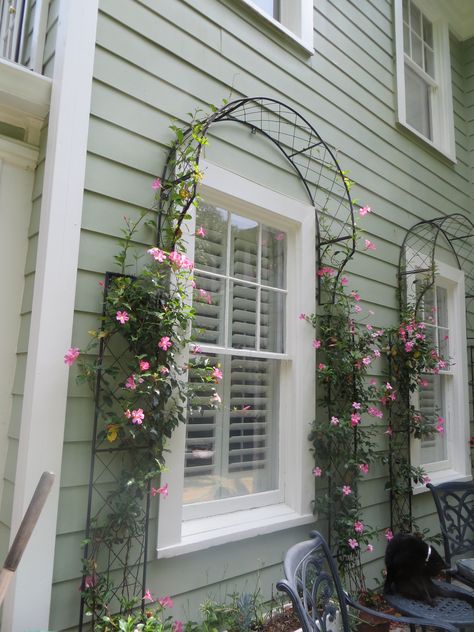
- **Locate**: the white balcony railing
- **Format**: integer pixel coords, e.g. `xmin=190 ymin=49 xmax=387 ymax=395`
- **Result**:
xmin=0 ymin=0 xmax=48 ymax=72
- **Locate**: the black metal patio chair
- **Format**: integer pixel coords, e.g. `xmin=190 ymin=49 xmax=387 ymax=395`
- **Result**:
xmin=276 ymin=531 xmax=459 ymax=632
xmin=427 ymin=481 xmax=474 ymax=589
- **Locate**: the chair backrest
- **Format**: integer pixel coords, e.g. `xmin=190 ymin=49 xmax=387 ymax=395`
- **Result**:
xmin=276 ymin=531 xmax=350 ymax=632
xmin=427 ymin=482 xmax=474 ymax=565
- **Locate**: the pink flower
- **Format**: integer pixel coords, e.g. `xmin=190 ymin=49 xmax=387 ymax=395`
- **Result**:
xmin=317 ymin=267 xmax=335 ymax=277
xmin=298 ymin=313 xmax=306 ymax=320
xmin=404 ymin=341 xmax=414 ymax=353
xmin=173 ymin=622 xmax=184 ymax=632
xmin=354 ymin=521 xmax=365 ymax=534
xmin=419 ymin=379 xmax=429 ymax=387
xmin=131 ymin=408 xmax=145 ymax=425
xmin=98 ymin=280 xmax=105 ymax=288
xmin=318 ymin=363 xmax=326 ymax=370
xmin=359 ymin=205 xmax=372 ymax=217
xmin=373 ymin=349 xmax=381 ymax=358
xmin=367 ymin=406 xmax=383 ymax=419
xmin=83 ymin=574 xmax=98 ymax=589
xmin=212 ymin=367 xmax=223 ymax=381
xmin=341 ymin=276 xmax=349 ymax=286
xmin=366 ymin=324 xmax=373 ymax=331
xmin=364 ymin=239 xmax=376 ymax=251
xmin=366 ymin=544 xmax=374 ymax=553
xmin=158 ymin=595 xmax=174 ymax=609
xmin=354 ymin=305 xmax=362 ymax=313
xmin=352 ymin=402 xmax=361 ymax=410
xmin=152 ymin=177 xmax=162 ymax=191
xmin=151 ymin=483 xmax=169 ymax=497
xmin=196 ymin=226 xmax=206 ymax=237
xmin=143 ymin=589 xmax=154 ymax=602
xmin=436 ymin=424 xmax=445 ymax=433
xmin=330 ymin=416 xmax=340 ymax=425
xmin=124 ymin=409 xmax=132 ymax=419
xmin=168 ymin=250 xmax=194 ymax=271
xmin=385 ymin=426 xmax=393 ymax=436
xmin=147 ymin=247 xmax=167 ymax=262
xmin=359 ymin=463 xmax=369 ymax=474
xmin=312 ymin=466 xmax=322 ymax=477
xmin=64 ymin=347 xmax=80 ymax=366
xmin=351 ymin=413 xmax=361 ymax=427
xmin=422 ymin=475 xmax=431 ymax=484
xmin=158 ymin=336 xmax=172 ymax=351
xmin=313 ymin=339 xmax=321 ymax=349
xmin=348 ymin=538 xmax=359 ymax=550
xmin=199 ymin=288 xmax=212 ymax=304
xmin=342 ymin=485 xmax=352 ymax=496
xmin=125 ymin=375 xmax=137 ymax=390
xmin=362 ymin=356 xmax=372 ymax=366
xmin=438 ymin=360 xmax=447 ymax=369
xmin=140 ymin=360 xmax=150 ymax=371
xmin=116 ymin=310 xmax=130 ymax=324
xmin=351 ymin=291 xmax=361 ymax=302
xmin=369 ymin=378 xmax=377 ymax=386
xmin=191 ymin=344 xmax=202 ymax=354
xmin=385 ymin=529 xmax=394 ymax=541
xmin=385 ymin=382 xmax=393 ymax=390
xmin=160 ymin=366 xmax=170 ymax=375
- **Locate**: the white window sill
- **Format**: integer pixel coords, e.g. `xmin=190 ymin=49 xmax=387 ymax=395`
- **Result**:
xmin=157 ymin=504 xmax=314 ymax=558
xmin=396 ymin=119 xmax=456 ymax=164
xmin=236 ymin=0 xmax=314 ymax=55
xmin=413 ymin=469 xmax=472 ymax=495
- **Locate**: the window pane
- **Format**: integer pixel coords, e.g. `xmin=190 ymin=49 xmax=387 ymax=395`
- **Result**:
xmin=230 ymin=281 xmax=257 ymax=349
xmin=403 ymin=23 xmax=410 ymax=56
xmin=424 ymin=46 xmax=434 ymax=78
xmin=230 ymin=214 xmax=258 ymax=282
xmin=261 ymin=227 xmax=286 ymax=289
xmin=195 ymin=203 xmax=228 ymax=275
xmin=261 ymin=289 xmax=285 ymax=353
xmin=436 ymin=286 xmax=448 ymax=327
xmin=405 ymin=63 xmax=432 ymax=139
xmin=252 ymin=0 xmax=279 ymax=19
xmin=419 ymin=373 xmax=447 ymax=463
xmin=403 ymin=0 xmax=409 ymax=23
xmin=423 ymin=15 xmax=433 ymax=47
xmin=411 ymin=33 xmax=423 ymax=68
xmin=410 ymin=2 xmax=421 ymax=35
xmin=192 ymin=272 xmax=226 ymax=345
xmin=184 ymin=355 xmax=279 ymax=503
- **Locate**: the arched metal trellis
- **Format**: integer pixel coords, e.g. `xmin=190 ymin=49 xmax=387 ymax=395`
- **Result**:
xmin=157 ymin=97 xmax=357 ymax=303
xmin=391 ymin=213 xmax=474 ymax=532
xmin=80 ymin=97 xmax=358 ymax=629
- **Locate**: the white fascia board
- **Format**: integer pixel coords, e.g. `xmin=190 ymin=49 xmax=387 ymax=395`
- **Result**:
xmin=0 ymin=58 xmax=51 ymax=119
xmin=1 ymin=1 xmax=98 ymax=631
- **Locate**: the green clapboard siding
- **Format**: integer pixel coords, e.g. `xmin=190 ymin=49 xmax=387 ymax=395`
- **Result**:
xmin=43 ymin=0 xmax=474 ymax=628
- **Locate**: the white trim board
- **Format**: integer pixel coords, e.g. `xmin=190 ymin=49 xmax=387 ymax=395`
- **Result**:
xmin=1 ymin=2 xmax=99 ymax=630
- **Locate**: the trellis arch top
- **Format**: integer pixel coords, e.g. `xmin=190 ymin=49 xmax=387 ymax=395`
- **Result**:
xmin=399 ymin=212 xmax=474 ymax=338
xmin=156 ymin=97 xmax=357 ymax=303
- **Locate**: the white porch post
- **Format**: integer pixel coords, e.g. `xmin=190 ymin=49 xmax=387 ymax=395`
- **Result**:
xmin=1 ymin=1 xmax=98 ymax=630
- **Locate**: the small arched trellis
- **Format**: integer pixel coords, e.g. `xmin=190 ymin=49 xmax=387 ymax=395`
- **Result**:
xmin=156 ymin=97 xmax=357 ymax=303
xmin=391 ymin=212 xmax=474 ymax=532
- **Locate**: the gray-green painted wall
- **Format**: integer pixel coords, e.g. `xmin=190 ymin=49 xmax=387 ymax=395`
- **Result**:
xmin=6 ymin=1 xmax=474 ymax=629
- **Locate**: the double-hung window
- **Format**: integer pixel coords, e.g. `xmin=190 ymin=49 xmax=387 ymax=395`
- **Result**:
xmin=157 ymin=161 xmax=315 ymax=557
xmin=394 ymin=0 xmax=455 ymax=159
xmin=411 ymin=262 xmax=471 ymax=489
xmin=237 ymin=0 xmax=314 ymax=53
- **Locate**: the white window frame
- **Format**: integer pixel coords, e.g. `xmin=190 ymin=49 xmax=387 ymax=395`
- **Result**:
xmin=157 ymin=160 xmax=315 ymax=557
xmin=394 ymin=0 xmax=456 ymax=161
xmin=236 ymin=0 xmax=314 ymax=54
xmin=410 ymin=261 xmax=471 ymax=493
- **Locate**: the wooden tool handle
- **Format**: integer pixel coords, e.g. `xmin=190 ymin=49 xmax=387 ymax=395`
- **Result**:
xmin=3 ymin=471 xmax=55 ymax=572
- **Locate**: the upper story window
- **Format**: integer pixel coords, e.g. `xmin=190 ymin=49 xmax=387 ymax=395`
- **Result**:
xmin=238 ymin=0 xmax=314 ymax=53
xmin=394 ymin=0 xmax=455 ymax=160
xmin=410 ymin=263 xmax=471 ymax=489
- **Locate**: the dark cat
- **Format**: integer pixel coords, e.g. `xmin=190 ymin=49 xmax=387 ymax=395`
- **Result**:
xmin=384 ymin=533 xmax=446 ymax=604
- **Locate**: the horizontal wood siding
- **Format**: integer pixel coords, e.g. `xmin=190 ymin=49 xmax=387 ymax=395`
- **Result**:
xmin=50 ymin=0 xmax=474 ymax=628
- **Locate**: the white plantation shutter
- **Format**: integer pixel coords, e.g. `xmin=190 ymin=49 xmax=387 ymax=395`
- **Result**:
xmin=184 ymin=202 xmax=286 ymax=506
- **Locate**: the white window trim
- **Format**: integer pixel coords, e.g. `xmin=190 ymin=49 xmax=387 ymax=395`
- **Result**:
xmin=157 ymin=160 xmax=316 ymax=558
xmin=393 ymin=0 xmax=456 ymax=161
xmin=410 ymin=261 xmax=471 ymax=494
xmin=236 ymin=0 xmax=314 ymax=54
